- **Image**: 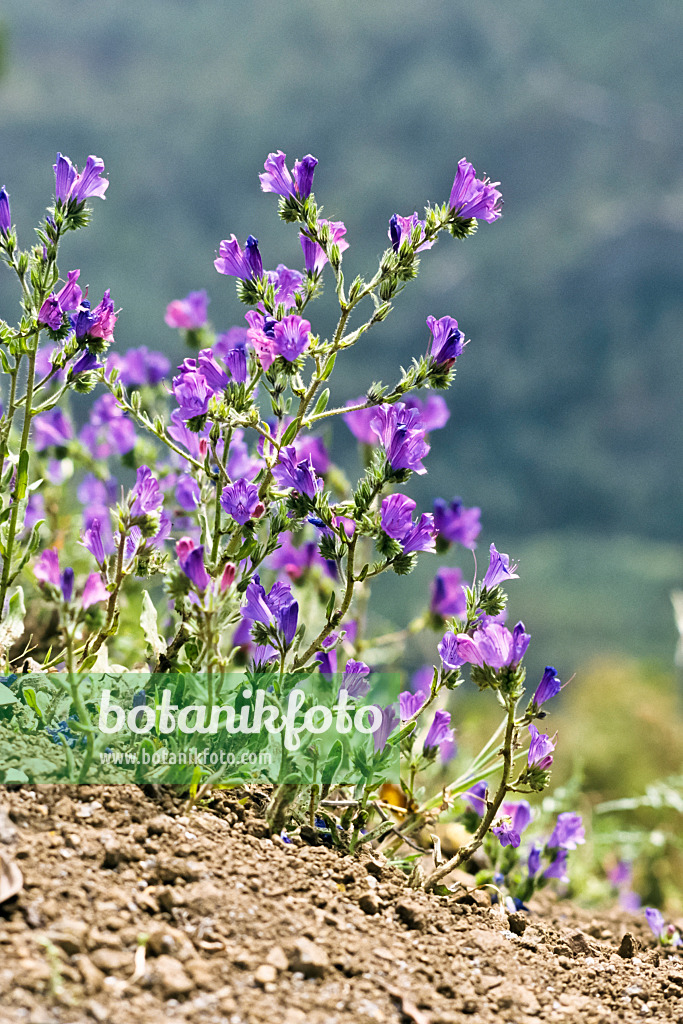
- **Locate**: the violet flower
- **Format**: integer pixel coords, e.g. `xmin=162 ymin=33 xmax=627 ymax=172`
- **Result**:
xmin=215 ymin=235 xmax=263 ymax=280
xmin=438 ymin=631 xmax=466 ymax=671
xmin=54 ymin=153 xmax=108 ymax=203
xmin=426 ymin=315 xmax=466 ymax=367
xmin=464 ymin=781 xmax=488 ymax=815
xmin=81 ymin=573 xmax=108 ymax=609
xmin=388 ymin=212 xmax=433 ymax=253
xmin=301 ymin=219 xmax=349 ymax=275
xmin=482 ymin=542 xmax=519 ymax=590
xmin=179 ymin=545 xmax=211 ymax=591
xmin=380 ymin=493 xmax=416 ymax=540
xmin=373 ymin=705 xmax=399 ymax=754
xmin=449 ymin=158 xmax=502 ymax=223
xmin=172 ymin=369 xmax=213 ymax=422
xmin=423 ymin=709 xmax=455 ymax=760
xmin=527 ymin=723 xmax=556 ymax=770
xmin=272 ymin=314 xmax=311 ymax=362
xmin=272 ymin=446 xmax=322 ymax=500
xmin=164 ymin=290 xmax=209 ymax=330
xmin=433 ymin=497 xmax=481 ymax=549
xmin=79 ymin=393 xmax=136 ymax=458
xmin=493 ymin=800 xmax=532 ymax=848
xmin=245 ymin=310 xmax=276 ymax=370
xmin=220 ymin=480 xmax=264 ymax=525
xmin=370 ymin=403 xmax=430 ymax=476
xmin=259 ymin=150 xmax=318 ymax=199
xmin=108 ymin=347 xmax=170 ymax=387
xmin=81 ymin=519 xmax=107 ymax=566
xmin=267 ymin=264 xmax=304 ymax=308
xmin=0 ymin=188 xmax=11 ymax=235
xmin=430 ymin=567 xmax=467 ymax=619
xmin=547 ymin=812 xmax=585 ymax=851
xmin=543 ymin=849 xmax=569 ymax=884
xmin=197 ymin=350 xmax=231 ymax=392
xmin=129 ymin=465 xmax=163 ymax=517
xmin=242 ymin=575 xmax=299 ymax=646
xmin=403 ymin=394 xmax=450 ymax=431
xmin=401 ymin=514 xmax=437 ymax=554
xmin=340 ymin=660 xmax=371 ymax=698
xmin=33 ymin=408 xmax=73 ymax=451
xmin=530 ymin=666 xmax=563 ymax=712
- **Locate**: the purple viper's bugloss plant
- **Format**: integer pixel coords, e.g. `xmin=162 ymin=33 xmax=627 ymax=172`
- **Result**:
xmin=370 ymin=403 xmax=430 ymax=476
xmin=426 ymin=315 xmax=466 ymax=368
xmin=54 ymin=153 xmax=109 ymax=203
xmin=0 ymin=187 xmax=11 ymax=236
xmin=259 ymin=150 xmax=318 ymax=200
xmin=482 ymin=542 xmax=519 ymax=590
xmin=164 ymin=289 xmax=209 ymax=330
xmin=272 ymin=314 xmax=311 ymax=362
xmin=301 ymin=219 xmax=348 ymax=275
xmin=272 ymin=447 xmax=322 ymax=500
xmin=433 ymin=497 xmax=481 ymax=549
xmin=220 ymin=480 xmax=264 ymax=525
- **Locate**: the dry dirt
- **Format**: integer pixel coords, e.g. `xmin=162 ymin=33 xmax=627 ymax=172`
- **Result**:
xmin=0 ymin=785 xmax=681 ymax=1024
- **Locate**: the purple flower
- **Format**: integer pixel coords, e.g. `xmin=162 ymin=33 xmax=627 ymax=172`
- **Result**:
xmin=35 ymin=548 xmax=77 ymax=603
xmin=70 ymin=349 xmax=103 ymax=378
xmin=494 ymin=799 xmax=533 ymax=848
xmin=426 ymin=315 xmax=466 ymax=367
xmin=401 ymin=514 xmax=436 ymax=554
xmin=548 ymin=812 xmax=585 ymax=851
xmin=403 ymin=394 xmax=450 ymax=431
xmin=81 ymin=573 xmax=108 ymax=609
xmin=269 ymin=534 xmax=333 ymax=581
xmin=179 ymin=545 xmax=211 ymax=591
xmin=423 ymin=709 xmax=455 ymax=760
xmin=79 ymin=393 xmax=136 ymax=457
xmin=242 ymin=575 xmax=299 ymax=646
xmin=225 ymin=346 xmax=248 ymax=383
xmin=645 ymin=908 xmax=666 ymax=940
xmin=54 ymin=153 xmax=108 ymax=203
xmin=72 ymin=291 xmax=117 ymax=346
xmin=301 ymin=219 xmax=349 ymax=275
xmin=272 ymin=446 xmax=322 ymax=500
xmin=399 ymin=688 xmax=428 ymax=721
xmin=129 ymin=465 xmax=163 ymax=517
xmin=164 ymin=290 xmax=209 ymax=330
xmin=316 ymin=647 xmax=338 ymax=678
xmin=292 ymin=434 xmax=329 ymax=474
xmin=172 ymin=369 xmax=213 ymax=421
xmin=370 ymin=403 xmax=430 ymax=476
xmin=340 ymin=660 xmax=371 ymax=698
xmin=482 ymin=542 xmax=519 ymax=590
xmin=220 ymin=480 xmax=264 ymax=525
xmin=433 ymin=499 xmax=481 ymax=549
xmin=245 ymin=310 xmax=276 ymax=370
xmin=272 ymin=315 xmax=311 ymax=362
xmin=108 ymin=347 xmax=170 ymax=387
xmin=388 ymin=212 xmax=434 ymax=253
xmin=81 ymin=519 xmax=107 ymax=566
xmin=528 ymin=844 xmax=542 ymax=877
xmin=447 ymin=621 xmax=529 ymax=671
xmin=380 ymin=493 xmax=416 ymax=540
xmin=430 ymin=567 xmax=467 ymax=619
xmin=449 ymin=158 xmax=502 ymax=223
xmin=531 ymin=666 xmax=563 ymax=711
xmin=373 ymin=705 xmax=399 ymax=754
xmin=259 ymin=150 xmax=318 ymax=199
xmin=267 ymin=264 xmax=304 ymax=308
xmin=174 ymin=474 xmax=200 ymax=512
xmin=34 ymin=548 xmax=60 ymax=588
xmin=543 ymin=848 xmax=569 ymax=884
xmin=215 ymin=235 xmax=261 ymax=280
xmin=438 ymin=631 xmax=466 ymax=671
xmin=33 ymin=408 xmax=73 ymax=451
xmin=197 ymin=350 xmax=231 ymax=392
xmin=527 ymin=723 xmax=556 ymax=770
xmin=38 ymin=270 xmax=83 ymax=329
xmin=0 ymin=188 xmax=11 ymax=235
xmin=464 ymin=781 xmax=488 ymax=815
xmin=343 ymin=400 xmax=382 ymax=444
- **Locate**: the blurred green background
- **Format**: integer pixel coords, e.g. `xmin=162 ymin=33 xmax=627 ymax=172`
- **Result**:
xmin=0 ymin=2 xmax=681 ymax=812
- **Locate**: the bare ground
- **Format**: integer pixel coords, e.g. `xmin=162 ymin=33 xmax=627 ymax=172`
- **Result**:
xmin=0 ymin=785 xmax=681 ymax=1024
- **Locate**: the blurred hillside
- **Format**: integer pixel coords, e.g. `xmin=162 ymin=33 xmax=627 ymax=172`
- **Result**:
xmin=0 ymin=0 xmax=681 ymax=666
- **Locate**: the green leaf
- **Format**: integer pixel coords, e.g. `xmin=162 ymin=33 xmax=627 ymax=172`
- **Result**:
xmin=22 ymin=687 xmax=43 ymax=720
xmin=0 ymin=683 xmax=18 ymax=706
xmin=140 ymin=590 xmax=166 ymax=660
xmin=320 ymin=353 xmax=336 ymax=380
xmin=15 ymin=450 xmax=29 ymax=501
xmin=312 ymin=388 xmax=330 ymax=417
xmin=280 ymin=419 xmax=299 ymax=447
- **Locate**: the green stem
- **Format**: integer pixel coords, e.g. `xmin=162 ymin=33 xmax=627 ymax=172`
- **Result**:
xmin=0 ymin=343 xmax=37 ymax=613
xmin=424 ymin=699 xmax=518 ymax=891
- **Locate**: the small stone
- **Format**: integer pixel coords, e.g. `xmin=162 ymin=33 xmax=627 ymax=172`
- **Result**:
xmin=287 ymin=938 xmax=329 ymax=978
xmin=49 ymin=918 xmax=89 ymax=956
xmin=507 ymin=912 xmax=527 ymax=935
xmin=152 ymin=954 xmax=194 ymax=998
xmin=255 ymin=964 xmax=277 ymax=985
xmin=75 ymin=955 xmax=105 ymax=995
xmin=102 ymin=841 xmax=122 ymax=869
xmin=358 ymin=891 xmax=380 ymax=915
xmin=90 ymin=948 xmax=132 ymax=973
xmin=395 ymin=898 xmax=427 ymax=930
xmin=567 ymin=930 xmax=593 ymax=956
xmin=266 ymin=945 xmax=288 ymax=972
xmin=618 ymin=933 xmax=640 ymax=959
